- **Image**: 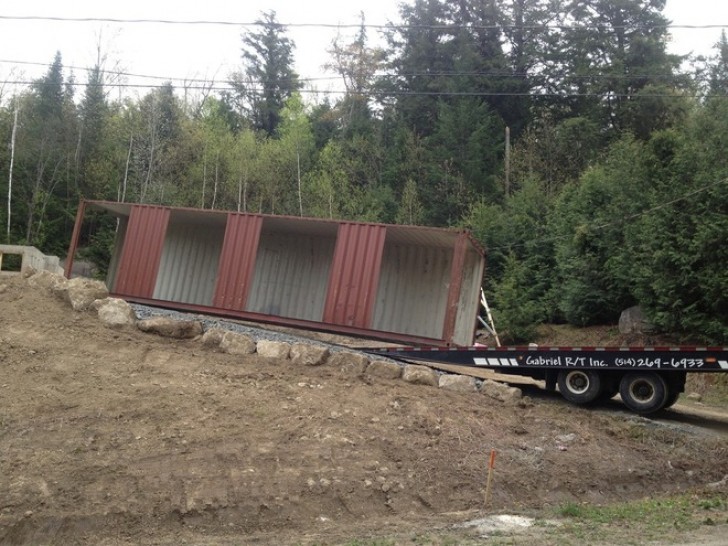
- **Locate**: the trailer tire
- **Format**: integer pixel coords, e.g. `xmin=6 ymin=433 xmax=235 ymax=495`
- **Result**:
xmin=557 ymin=370 xmax=603 ymax=405
xmin=619 ymin=372 xmax=668 ymax=415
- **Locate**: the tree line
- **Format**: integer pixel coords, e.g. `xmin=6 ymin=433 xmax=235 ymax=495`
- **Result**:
xmin=1 ymin=0 xmax=727 ymax=342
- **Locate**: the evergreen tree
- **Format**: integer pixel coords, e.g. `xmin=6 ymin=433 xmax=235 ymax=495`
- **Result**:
xmin=555 ymin=0 xmax=684 ymax=136
xmin=77 ymin=63 xmax=109 ymax=196
xmin=627 ymin=104 xmax=728 ymax=342
xmin=325 ymin=15 xmax=384 ymax=138
xmin=231 ymin=11 xmax=302 ymax=136
xmin=707 ymin=30 xmax=728 ymax=96
xmin=14 ymin=52 xmax=77 ymax=251
xmin=551 ymin=136 xmax=652 ymax=325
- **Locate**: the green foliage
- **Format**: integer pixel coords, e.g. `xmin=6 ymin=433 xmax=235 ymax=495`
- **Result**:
xmin=707 ymin=30 xmax=728 ymax=95
xmin=0 ymin=2 xmax=725 ymax=344
xmin=463 ymin=177 xmax=556 ymax=338
xmin=395 ymin=178 xmax=423 ymax=225
xmin=551 ymin=136 xmax=651 ymax=325
xmin=78 ymin=214 xmax=117 ymax=278
xmin=491 ymin=253 xmax=544 ymax=342
xmin=556 ymin=494 xmax=725 ymax=531
xmin=231 ymin=10 xmax=301 ymax=137
xmin=626 ymin=102 xmax=728 ymax=341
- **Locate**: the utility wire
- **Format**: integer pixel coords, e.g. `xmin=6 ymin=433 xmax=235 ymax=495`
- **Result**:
xmin=0 ymin=14 xmax=726 ymax=31
xmin=0 ymin=59 xmax=710 ymax=85
xmin=0 ymin=58 xmax=714 ymax=83
xmin=2 ymin=78 xmax=725 ymax=98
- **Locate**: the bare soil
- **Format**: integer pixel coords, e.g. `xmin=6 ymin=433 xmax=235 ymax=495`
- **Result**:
xmin=0 ymin=274 xmax=726 ymax=545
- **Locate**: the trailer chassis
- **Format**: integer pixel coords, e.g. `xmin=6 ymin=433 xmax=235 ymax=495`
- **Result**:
xmin=365 ymin=345 xmax=728 ymax=415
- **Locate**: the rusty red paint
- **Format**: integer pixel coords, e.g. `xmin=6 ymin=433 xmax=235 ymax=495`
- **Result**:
xmin=71 ymin=200 xmax=486 ymax=346
xmin=441 ymin=232 xmax=468 ymax=341
xmin=114 ymin=205 xmax=170 ymax=297
xmin=213 ymin=213 xmax=263 ymax=310
xmin=64 ymin=201 xmax=86 ymax=278
xmin=324 ymin=223 xmax=386 ymax=328
xmin=122 ymin=294 xmax=450 ymax=346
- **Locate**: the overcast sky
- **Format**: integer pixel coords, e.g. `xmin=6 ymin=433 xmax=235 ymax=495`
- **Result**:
xmin=0 ymin=0 xmax=726 ymax=100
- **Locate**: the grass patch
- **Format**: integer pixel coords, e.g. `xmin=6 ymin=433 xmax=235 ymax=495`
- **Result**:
xmin=557 ymin=493 xmax=728 ymax=536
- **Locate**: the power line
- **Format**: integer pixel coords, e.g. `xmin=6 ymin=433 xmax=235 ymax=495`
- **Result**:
xmin=0 ymin=57 xmax=716 ymax=85
xmin=3 ymin=78 xmax=726 ymax=98
xmin=0 ymin=14 xmax=727 ymax=32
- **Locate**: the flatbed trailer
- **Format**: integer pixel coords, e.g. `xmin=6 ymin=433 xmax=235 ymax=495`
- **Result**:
xmin=365 ymin=345 xmax=728 ymax=415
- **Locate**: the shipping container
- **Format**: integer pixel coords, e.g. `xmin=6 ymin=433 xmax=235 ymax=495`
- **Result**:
xmin=66 ymin=201 xmax=486 ymax=346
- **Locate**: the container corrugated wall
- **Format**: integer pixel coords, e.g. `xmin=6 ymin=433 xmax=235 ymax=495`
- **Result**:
xmin=246 ymin=231 xmax=336 ymax=321
xmin=74 ymin=201 xmax=486 ymax=346
xmin=114 ymin=206 xmax=170 ymax=297
xmin=153 ymin=221 xmax=225 ymax=305
xmin=323 ymin=223 xmax=386 ymax=328
xmin=213 ymin=214 xmax=263 ymax=310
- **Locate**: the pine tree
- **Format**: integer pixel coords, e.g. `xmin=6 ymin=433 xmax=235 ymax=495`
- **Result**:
xmin=231 ymin=11 xmax=302 ymax=136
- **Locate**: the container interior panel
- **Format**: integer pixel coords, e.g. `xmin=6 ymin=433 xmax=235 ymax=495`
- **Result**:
xmin=453 ymin=246 xmax=485 ymax=346
xmin=371 ymin=243 xmax=452 ymax=340
xmin=153 ymin=221 xmax=225 ymax=305
xmin=245 ymin=231 xmax=336 ymax=321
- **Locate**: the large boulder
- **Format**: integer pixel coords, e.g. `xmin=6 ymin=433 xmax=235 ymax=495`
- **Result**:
xmin=619 ymin=305 xmax=654 ymax=334
xmin=439 ymin=374 xmax=478 ymax=392
xmin=257 ymin=339 xmax=291 ymax=359
xmin=366 ymin=360 xmax=403 ymax=380
xmin=62 ymin=277 xmax=109 ymax=311
xmin=27 ymin=270 xmax=66 ymax=291
xmin=137 ymin=316 xmax=203 ymax=339
xmin=220 ymin=331 xmax=256 ymax=355
xmin=480 ymin=379 xmax=522 ymax=402
xmin=290 ymin=343 xmax=330 ymax=366
xmin=95 ymin=298 xmax=136 ymax=328
xmin=200 ymin=328 xmax=226 ymax=349
xmin=402 ymin=364 xmax=438 ymax=386
xmin=329 ymin=351 xmax=370 ymax=376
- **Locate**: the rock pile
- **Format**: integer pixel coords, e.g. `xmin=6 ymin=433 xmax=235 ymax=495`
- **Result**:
xmin=22 ymin=269 xmax=525 ymax=403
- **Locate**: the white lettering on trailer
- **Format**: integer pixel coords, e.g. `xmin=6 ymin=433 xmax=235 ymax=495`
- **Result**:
xmin=472 ymin=358 xmax=519 ymax=367
xmin=525 ymin=356 xmax=562 ymax=366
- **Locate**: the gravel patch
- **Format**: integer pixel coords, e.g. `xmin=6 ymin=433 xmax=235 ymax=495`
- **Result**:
xmin=131 ymin=304 xmax=387 ymax=357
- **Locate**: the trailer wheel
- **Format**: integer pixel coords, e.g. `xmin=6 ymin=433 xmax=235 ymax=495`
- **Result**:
xmin=619 ymin=372 xmax=668 ymax=415
xmin=557 ymin=370 xmax=603 ymax=405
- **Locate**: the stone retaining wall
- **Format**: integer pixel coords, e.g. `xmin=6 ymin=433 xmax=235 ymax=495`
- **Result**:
xmin=23 ymin=271 xmax=526 ymax=405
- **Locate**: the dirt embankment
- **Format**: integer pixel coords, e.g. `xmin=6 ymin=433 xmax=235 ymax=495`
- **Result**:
xmin=0 ymin=274 xmax=726 ymax=545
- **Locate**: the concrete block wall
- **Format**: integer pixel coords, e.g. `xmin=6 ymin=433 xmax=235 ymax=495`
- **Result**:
xmin=0 ymin=245 xmax=64 ymax=276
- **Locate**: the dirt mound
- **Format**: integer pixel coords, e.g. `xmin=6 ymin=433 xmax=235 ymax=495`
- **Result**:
xmin=0 ymin=275 xmax=726 ymax=545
